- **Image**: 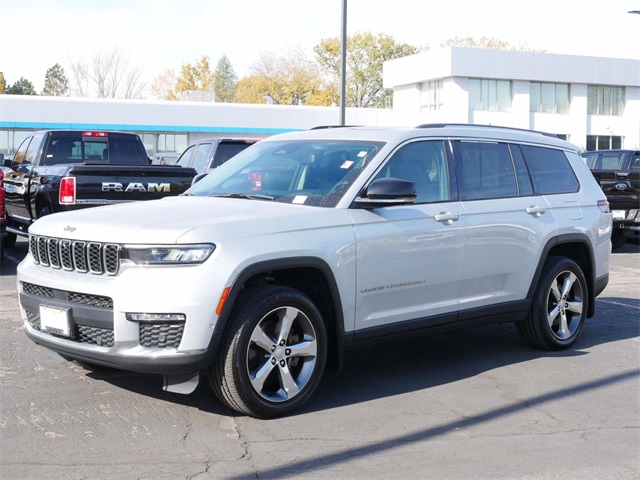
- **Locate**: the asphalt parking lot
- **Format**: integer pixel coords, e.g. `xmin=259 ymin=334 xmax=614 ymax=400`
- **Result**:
xmin=1 ymin=237 xmax=638 ymax=480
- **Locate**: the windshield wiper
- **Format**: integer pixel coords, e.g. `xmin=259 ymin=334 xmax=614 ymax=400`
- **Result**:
xmin=209 ymin=192 xmax=275 ymax=201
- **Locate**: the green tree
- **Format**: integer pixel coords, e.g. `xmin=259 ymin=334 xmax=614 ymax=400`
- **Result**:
xmin=175 ymin=55 xmax=215 ymax=98
xmin=6 ymin=77 xmax=37 ymax=95
xmin=235 ymin=47 xmax=326 ymax=105
xmin=214 ymin=55 xmax=238 ymax=102
xmin=441 ymin=36 xmax=545 ymax=52
xmin=0 ymin=72 xmax=6 ymax=94
xmin=314 ymin=31 xmax=420 ymax=108
xmin=42 ymin=63 xmax=69 ymax=96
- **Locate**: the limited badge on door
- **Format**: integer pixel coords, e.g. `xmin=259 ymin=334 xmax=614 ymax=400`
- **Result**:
xmin=39 ymin=305 xmax=71 ymax=337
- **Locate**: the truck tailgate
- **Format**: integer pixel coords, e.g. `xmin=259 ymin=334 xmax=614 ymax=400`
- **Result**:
xmin=70 ymin=164 xmax=196 ymax=204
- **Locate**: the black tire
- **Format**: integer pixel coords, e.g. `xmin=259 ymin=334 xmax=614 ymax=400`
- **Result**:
xmin=210 ymin=285 xmax=327 ymax=418
xmin=611 ymin=229 xmax=627 ymax=250
xmin=3 ymin=231 xmax=16 ymax=249
xmin=517 ymin=256 xmax=588 ymax=351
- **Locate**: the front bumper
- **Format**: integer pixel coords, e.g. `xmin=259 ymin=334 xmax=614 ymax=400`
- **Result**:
xmin=17 ymin=254 xmax=233 ymax=375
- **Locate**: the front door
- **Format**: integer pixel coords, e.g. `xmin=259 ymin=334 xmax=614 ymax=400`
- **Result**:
xmin=350 ymin=140 xmax=465 ymax=335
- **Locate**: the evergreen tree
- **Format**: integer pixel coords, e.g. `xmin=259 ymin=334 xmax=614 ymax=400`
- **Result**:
xmin=0 ymin=72 xmax=6 ymax=94
xmin=6 ymin=77 xmax=37 ymax=95
xmin=42 ymin=63 xmax=70 ymax=96
xmin=214 ymin=55 xmax=238 ymax=102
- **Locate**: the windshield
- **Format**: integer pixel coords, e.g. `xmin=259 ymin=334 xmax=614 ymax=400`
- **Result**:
xmin=186 ymin=139 xmax=384 ymax=207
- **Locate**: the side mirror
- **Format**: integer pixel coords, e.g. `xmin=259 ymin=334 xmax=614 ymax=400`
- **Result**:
xmin=354 ymin=178 xmax=417 ymax=208
xmin=191 ymin=172 xmax=208 ymax=186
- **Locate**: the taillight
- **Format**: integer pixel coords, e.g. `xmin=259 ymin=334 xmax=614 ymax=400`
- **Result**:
xmin=59 ymin=177 xmax=76 ymax=205
xmin=82 ymin=131 xmax=108 ymax=137
xmin=598 ymin=200 xmax=610 ymax=213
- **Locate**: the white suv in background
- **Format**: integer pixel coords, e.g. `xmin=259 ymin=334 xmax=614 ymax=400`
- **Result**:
xmin=17 ymin=124 xmax=611 ymax=418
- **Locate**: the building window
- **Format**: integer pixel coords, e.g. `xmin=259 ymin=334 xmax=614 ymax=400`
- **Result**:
xmin=469 ymin=79 xmax=511 ymax=111
xmin=421 ymin=80 xmax=442 ymax=111
xmin=530 ymin=82 xmax=569 ymax=113
xmin=588 ymin=85 xmax=625 ymax=115
xmin=586 ymin=135 xmax=623 ymax=151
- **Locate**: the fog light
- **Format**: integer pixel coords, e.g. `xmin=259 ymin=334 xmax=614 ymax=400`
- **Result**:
xmin=126 ymin=313 xmax=186 ymax=323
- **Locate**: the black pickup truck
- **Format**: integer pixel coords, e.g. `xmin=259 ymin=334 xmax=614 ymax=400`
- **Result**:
xmin=581 ymin=149 xmax=640 ymax=249
xmin=2 ymin=130 xmax=197 ymax=247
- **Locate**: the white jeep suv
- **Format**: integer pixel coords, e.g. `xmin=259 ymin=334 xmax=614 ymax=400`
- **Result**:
xmin=18 ymin=124 xmax=611 ymax=418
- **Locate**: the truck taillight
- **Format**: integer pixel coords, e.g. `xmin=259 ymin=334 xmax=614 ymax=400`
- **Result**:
xmin=59 ymin=177 xmax=76 ymax=205
xmin=598 ymin=200 xmax=610 ymax=213
xmin=82 ymin=131 xmax=108 ymax=137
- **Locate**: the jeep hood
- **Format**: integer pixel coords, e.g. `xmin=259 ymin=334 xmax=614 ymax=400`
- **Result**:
xmin=29 ymin=196 xmax=353 ymax=244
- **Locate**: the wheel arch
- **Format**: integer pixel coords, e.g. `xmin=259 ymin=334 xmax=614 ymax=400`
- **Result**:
xmin=214 ymin=256 xmax=345 ymax=370
xmin=527 ymin=233 xmax=597 ymax=318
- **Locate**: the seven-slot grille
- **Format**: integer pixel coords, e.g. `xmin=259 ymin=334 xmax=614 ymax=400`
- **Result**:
xmin=29 ymin=235 xmax=120 ymax=275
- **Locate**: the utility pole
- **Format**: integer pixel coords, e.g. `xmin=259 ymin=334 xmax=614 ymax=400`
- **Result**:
xmin=339 ymin=0 xmax=347 ymax=126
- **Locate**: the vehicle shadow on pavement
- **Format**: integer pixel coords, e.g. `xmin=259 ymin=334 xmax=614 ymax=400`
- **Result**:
xmin=83 ymin=295 xmax=639 ymax=418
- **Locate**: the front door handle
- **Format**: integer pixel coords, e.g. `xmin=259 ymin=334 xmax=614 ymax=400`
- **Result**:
xmin=526 ymin=206 xmax=546 ymax=216
xmin=434 ymin=211 xmax=460 ymax=223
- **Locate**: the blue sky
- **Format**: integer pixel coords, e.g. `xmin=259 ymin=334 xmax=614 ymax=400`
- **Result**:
xmin=1 ymin=0 xmax=638 ymax=95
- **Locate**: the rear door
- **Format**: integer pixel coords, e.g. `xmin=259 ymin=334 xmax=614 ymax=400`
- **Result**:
xmin=453 ymin=140 xmax=557 ymax=312
xmin=351 ymin=139 xmax=466 ymax=335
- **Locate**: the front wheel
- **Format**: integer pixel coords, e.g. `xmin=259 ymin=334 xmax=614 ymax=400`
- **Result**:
xmin=517 ymin=257 xmax=588 ymax=350
xmin=210 ymin=285 xmax=327 ymax=418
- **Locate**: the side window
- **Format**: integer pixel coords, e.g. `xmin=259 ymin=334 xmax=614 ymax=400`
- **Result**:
xmin=12 ymin=137 xmax=33 ymax=166
xmin=191 ymin=143 xmax=213 ymax=173
xmin=176 ymin=145 xmax=196 ymax=168
xmin=509 ymin=144 xmax=534 ymax=196
xmin=631 ymin=153 xmax=640 ymax=170
xmin=520 ymin=145 xmax=579 ymax=194
xmin=454 ymin=141 xmax=518 ymax=200
xmin=23 ymin=133 xmax=44 ymax=165
xmin=372 ymin=140 xmax=450 ymax=203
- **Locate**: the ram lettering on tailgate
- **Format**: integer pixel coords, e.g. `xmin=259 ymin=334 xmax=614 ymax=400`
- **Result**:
xmin=102 ymin=182 xmax=171 ymax=192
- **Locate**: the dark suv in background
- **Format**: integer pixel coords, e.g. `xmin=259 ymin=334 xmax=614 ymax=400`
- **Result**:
xmin=176 ymin=137 xmax=259 ymax=176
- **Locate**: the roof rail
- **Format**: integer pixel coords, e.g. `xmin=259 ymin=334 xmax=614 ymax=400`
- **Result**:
xmin=415 ymin=123 xmax=559 ymax=138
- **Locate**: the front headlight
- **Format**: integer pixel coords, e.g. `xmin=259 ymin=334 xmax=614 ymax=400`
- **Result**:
xmin=122 ymin=244 xmax=215 ymax=265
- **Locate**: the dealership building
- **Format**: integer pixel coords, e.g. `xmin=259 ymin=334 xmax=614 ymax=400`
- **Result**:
xmin=1 ymin=46 xmax=638 ymax=159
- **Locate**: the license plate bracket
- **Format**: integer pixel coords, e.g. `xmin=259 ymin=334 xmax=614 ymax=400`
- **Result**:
xmin=39 ymin=305 xmax=72 ymax=338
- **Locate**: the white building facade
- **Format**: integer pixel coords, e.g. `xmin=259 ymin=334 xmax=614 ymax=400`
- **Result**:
xmin=383 ymin=47 xmax=640 ymax=151
xmin=1 ymin=47 xmax=638 ymax=158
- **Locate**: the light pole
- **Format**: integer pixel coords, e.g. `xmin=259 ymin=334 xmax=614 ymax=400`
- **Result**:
xmin=339 ymin=0 xmax=347 ymax=126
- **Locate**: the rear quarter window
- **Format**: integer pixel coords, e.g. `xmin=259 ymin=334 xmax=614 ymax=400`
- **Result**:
xmin=520 ymin=145 xmax=579 ymax=194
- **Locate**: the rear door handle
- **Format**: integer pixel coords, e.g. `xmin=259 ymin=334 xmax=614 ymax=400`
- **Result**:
xmin=434 ymin=212 xmax=460 ymax=223
xmin=526 ymin=206 xmax=546 ymax=216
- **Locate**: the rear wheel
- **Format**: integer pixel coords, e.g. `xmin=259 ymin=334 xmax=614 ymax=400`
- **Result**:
xmin=210 ymin=285 xmax=327 ymax=418
xmin=517 ymin=256 xmax=588 ymax=350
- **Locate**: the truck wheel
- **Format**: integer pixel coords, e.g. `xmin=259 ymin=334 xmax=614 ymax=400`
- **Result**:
xmin=210 ymin=285 xmax=327 ymax=418
xmin=611 ymin=230 xmax=626 ymax=250
xmin=517 ymin=256 xmax=587 ymax=351
xmin=3 ymin=232 xmax=16 ymax=249
xmin=37 ymin=205 xmax=52 ymax=218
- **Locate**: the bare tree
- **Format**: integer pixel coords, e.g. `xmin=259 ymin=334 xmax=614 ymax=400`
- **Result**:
xmin=68 ymin=55 xmax=89 ymax=97
xmin=69 ymin=47 xmax=146 ymax=99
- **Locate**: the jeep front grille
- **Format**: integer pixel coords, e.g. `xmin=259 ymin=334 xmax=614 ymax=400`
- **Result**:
xmin=29 ymin=235 xmax=120 ymax=275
